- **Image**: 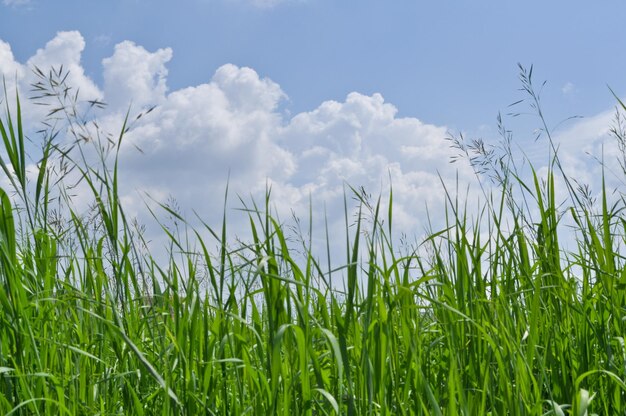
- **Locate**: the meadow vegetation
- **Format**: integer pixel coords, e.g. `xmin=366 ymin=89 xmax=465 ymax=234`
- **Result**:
xmin=1 ymin=65 xmax=626 ymax=415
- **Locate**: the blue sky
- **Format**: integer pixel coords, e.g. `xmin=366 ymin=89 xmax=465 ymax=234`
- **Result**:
xmin=1 ymin=0 xmax=625 ymax=253
xmin=3 ymin=1 xmax=625 ymax=129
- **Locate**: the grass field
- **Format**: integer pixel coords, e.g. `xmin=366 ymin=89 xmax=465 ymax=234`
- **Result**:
xmin=1 ymin=67 xmax=626 ymax=415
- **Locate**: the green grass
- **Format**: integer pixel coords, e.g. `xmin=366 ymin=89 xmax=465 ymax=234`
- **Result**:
xmin=1 ymin=65 xmax=626 ymax=415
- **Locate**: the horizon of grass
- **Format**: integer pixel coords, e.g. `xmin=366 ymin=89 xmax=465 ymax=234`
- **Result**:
xmin=1 ymin=65 xmax=626 ymax=414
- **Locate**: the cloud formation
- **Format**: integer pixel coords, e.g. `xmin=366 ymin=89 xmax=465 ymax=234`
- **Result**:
xmin=0 ymin=31 xmax=472 ymax=256
xmin=0 ymin=39 xmax=24 ymax=81
xmin=28 ymin=31 xmax=101 ymax=101
xmin=1 ymin=31 xmax=619 ymax=261
xmin=103 ymin=41 xmax=172 ymax=109
xmin=113 ymin=58 xmax=475 ymax=241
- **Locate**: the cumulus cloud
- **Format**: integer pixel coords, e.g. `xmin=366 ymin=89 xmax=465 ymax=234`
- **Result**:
xmin=0 ymin=39 xmax=25 ymax=82
xmin=27 ymin=31 xmax=101 ymax=101
xmin=103 ymin=41 xmax=172 ymax=110
xmin=274 ymin=92 xmax=462 ymax=229
xmin=115 ymin=62 xmax=297 ymax=233
xmin=0 ymin=31 xmax=102 ymax=129
xmin=110 ymin=60 xmax=473 ymax=244
xmin=0 ymin=31 xmax=519 ymax=262
xmin=18 ymin=31 xmax=626 ymax=264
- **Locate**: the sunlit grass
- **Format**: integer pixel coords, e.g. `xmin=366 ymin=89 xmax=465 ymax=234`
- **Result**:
xmin=1 ymin=66 xmax=626 ymax=414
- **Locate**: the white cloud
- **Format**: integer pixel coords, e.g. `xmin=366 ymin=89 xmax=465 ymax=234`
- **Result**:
xmin=26 ymin=31 xmax=101 ymax=104
xmin=0 ymin=32 xmax=502 ymax=264
xmin=4 ymin=30 xmax=625 ymax=270
xmin=0 ymin=38 xmax=25 ymax=83
xmin=103 ymin=41 xmax=172 ymax=110
xmin=115 ymin=62 xmax=297 ymax=229
xmin=0 ymin=31 xmax=102 ymax=127
xmin=106 ymin=63 xmax=476 ymax=260
xmin=4 ymin=32 xmax=579 ymax=264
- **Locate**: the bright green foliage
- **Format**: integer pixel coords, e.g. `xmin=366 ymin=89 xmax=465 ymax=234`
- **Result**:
xmin=0 ymin=67 xmax=625 ymax=415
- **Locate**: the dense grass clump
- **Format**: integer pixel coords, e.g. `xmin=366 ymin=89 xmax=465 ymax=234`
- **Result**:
xmin=1 ymin=66 xmax=626 ymax=415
